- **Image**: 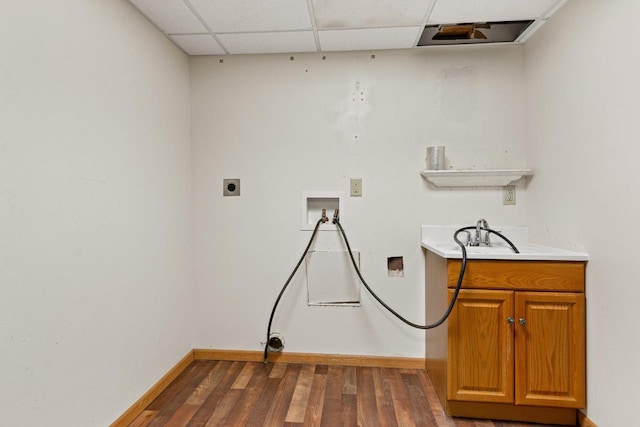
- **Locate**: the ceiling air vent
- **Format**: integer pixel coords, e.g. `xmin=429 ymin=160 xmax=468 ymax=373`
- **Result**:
xmin=418 ymin=20 xmax=534 ymax=46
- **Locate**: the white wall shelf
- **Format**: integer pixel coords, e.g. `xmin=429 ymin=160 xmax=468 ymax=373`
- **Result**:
xmin=420 ymin=169 xmax=532 ymax=187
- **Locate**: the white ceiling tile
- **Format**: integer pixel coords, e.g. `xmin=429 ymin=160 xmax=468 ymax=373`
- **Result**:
xmin=217 ymin=31 xmax=317 ymax=54
xmin=130 ymin=0 xmax=206 ymax=34
xmin=428 ymin=0 xmax=559 ymax=24
xmin=188 ymin=0 xmax=312 ymax=33
xmin=318 ymin=27 xmax=421 ymax=52
xmin=129 ymin=0 xmax=569 ymax=55
xmin=170 ymin=34 xmax=226 ymax=55
xmin=312 ymin=0 xmax=433 ymax=29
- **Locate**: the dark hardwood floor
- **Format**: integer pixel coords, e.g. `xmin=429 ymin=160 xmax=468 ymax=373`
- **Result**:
xmin=129 ymin=360 xmax=565 ymax=427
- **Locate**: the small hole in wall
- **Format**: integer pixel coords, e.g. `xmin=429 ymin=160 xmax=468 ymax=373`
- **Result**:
xmin=387 ymin=256 xmax=404 ymax=278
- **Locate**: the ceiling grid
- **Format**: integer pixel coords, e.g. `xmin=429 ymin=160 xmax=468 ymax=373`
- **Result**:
xmin=128 ymin=0 xmax=570 ymax=55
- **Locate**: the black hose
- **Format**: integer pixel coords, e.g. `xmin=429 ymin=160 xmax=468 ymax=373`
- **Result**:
xmin=263 ymin=217 xmax=324 ymax=363
xmin=263 ymin=218 xmax=520 ymax=362
xmin=334 ymin=220 xmax=519 ymax=330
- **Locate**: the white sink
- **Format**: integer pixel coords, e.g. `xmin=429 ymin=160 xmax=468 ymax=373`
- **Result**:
xmin=450 ymin=244 xmax=519 ymax=254
xmin=421 ymin=225 xmax=589 ymax=261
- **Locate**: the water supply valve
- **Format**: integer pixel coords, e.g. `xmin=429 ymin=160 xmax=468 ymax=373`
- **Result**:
xmin=321 ymin=209 xmax=329 ymax=223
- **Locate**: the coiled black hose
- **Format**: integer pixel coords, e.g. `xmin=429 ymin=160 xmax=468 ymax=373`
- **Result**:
xmin=263 ymin=218 xmax=519 ymax=362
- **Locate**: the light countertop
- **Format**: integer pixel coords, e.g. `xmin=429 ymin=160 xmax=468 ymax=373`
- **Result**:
xmin=421 ymin=225 xmax=589 ymax=261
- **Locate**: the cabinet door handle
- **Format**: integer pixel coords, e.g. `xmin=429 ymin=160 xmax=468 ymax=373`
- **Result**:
xmin=518 ymin=318 xmax=527 ymax=326
xmin=506 ymin=317 xmax=515 ymax=325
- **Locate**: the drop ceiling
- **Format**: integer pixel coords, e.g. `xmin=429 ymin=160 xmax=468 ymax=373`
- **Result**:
xmin=128 ymin=0 xmax=570 ymax=55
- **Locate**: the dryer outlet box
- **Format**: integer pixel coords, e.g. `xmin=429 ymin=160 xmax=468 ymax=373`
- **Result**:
xmin=223 ymin=178 xmax=240 ymax=196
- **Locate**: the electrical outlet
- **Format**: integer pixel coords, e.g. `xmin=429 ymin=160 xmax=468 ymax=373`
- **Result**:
xmin=350 ymin=178 xmax=362 ymax=197
xmin=503 ymin=185 xmax=516 ymax=205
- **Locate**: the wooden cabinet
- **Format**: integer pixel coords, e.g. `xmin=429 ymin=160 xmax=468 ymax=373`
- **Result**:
xmin=515 ymin=291 xmax=585 ymax=408
xmin=448 ymin=289 xmax=585 ymax=407
xmin=425 ymin=254 xmax=586 ymax=425
xmin=447 ymin=289 xmax=514 ymax=404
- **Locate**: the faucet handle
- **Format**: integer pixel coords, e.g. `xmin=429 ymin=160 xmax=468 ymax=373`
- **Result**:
xmin=461 ymin=230 xmax=471 ymax=246
xmin=483 ymin=229 xmax=491 ymax=246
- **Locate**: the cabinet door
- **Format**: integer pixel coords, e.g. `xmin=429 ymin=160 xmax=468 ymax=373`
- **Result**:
xmin=515 ymin=292 xmax=585 ymax=408
xmin=447 ymin=289 xmax=514 ymax=403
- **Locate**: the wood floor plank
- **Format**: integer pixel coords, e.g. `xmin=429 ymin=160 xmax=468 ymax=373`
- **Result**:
xmin=230 ymin=360 xmax=258 ymax=390
xmin=302 ymin=372 xmax=327 ymax=427
xmin=146 ymin=361 xmax=215 ymax=411
xmin=372 ymin=367 xmax=399 ymax=427
xmin=186 ymin=360 xmax=245 ymax=426
xmin=386 ymin=367 xmax=416 ymax=427
xmin=202 ymin=389 xmax=242 ymax=426
xmin=163 ymin=403 xmax=199 ymax=426
xmin=319 ymin=365 xmax=343 ymax=427
xmin=401 ymin=372 xmax=438 ymax=427
xmin=268 ymin=361 xmax=288 ymax=378
xmin=314 ymin=364 xmax=328 ymax=374
xmin=340 ymin=392 xmax=357 ymax=426
xmin=146 ymin=361 xmax=215 ymax=427
xmin=263 ymin=363 xmax=303 ymax=426
xmin=285 ymin=363 xmax=316 ymax=423
xmin=356 ymin=366 xmax=381 ymax=427
xmin=492 ymin=423 xmax=541 ymax=427
xmin=244 ymin=372 xmax=283 ymax=425
xmin=342 ymin=365 xmax=357 ymax=395
xmin=227 ymin=385 xmax=267 ymax=426
xmin=416 ymin=369 xmax=457 ymax=427
xmin=185 ymin=360 xmax=229 ymax=406
xmin=128 ymin=410 xmax=157 ymax=427
xmin=456 ymin=420 xmax=480 ymax=427
xmin=223 ymin=363 xmax=273 ymax=426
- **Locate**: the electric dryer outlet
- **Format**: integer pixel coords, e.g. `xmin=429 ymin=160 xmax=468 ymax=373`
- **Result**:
xmin=223 ymin=179 xmax=240 ymax=196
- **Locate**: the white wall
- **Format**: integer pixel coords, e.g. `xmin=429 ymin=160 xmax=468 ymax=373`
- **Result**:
xmin=525 ymin=1 xmax=640 ymax=425
xmin=0 ymin=1 xmax=192 ymax=425
xmin=191 ymin=48 xmax=529 ymax=358
xmin=8 ymin=1 xmax=625 ymax=424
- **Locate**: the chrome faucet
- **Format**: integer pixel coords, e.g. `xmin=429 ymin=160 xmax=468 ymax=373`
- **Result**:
xmin=470 ymin=218 xmax=491 ymax=246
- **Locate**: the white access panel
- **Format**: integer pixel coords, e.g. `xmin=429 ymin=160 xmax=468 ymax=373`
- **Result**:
xmin=305 ymin=251 xmax=360 ymax=306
